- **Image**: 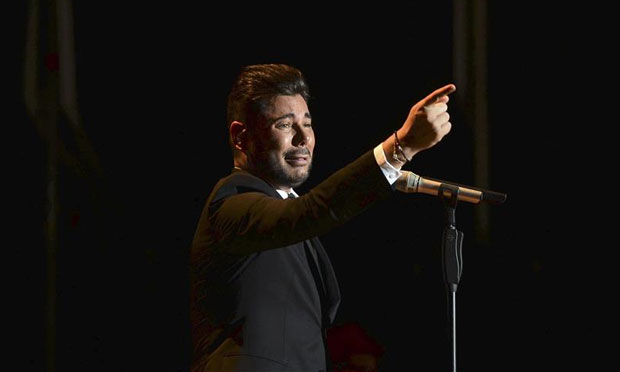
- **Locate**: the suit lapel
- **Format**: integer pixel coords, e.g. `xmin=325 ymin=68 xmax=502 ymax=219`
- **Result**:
xmin=310 ymin=237 xmax=341 ymax=325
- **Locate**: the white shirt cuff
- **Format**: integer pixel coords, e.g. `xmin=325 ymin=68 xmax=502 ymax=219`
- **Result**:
xmin=373 ymin=143 xmax=403 ymax=185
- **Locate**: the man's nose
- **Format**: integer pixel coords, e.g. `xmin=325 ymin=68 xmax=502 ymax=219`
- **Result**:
xmin=292 ymin=125 xmax=312 ymax=146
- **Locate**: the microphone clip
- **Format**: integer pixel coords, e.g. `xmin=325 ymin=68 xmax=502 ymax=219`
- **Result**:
xmin=439 ymin=184 xmax=464 ymax=293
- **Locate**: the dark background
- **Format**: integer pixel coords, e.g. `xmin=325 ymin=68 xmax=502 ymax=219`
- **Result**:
xmin=12 ymin=2 xmax=604 ymax=371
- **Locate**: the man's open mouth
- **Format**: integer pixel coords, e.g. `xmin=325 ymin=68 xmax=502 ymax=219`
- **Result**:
xmin=284 ymin=155 xmax=309 ymax=166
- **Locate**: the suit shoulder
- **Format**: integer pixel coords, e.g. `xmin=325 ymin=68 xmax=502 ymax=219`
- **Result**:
xmin=211 ymin=171 xmax=276 ymax=203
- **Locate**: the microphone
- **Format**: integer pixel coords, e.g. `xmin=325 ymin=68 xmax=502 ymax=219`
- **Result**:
xmin=395 ymin=171 xmax=507 ymax=205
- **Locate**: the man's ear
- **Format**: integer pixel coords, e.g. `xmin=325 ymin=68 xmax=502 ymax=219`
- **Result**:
xmin=229 ymin=121 xmax=247 ymax=151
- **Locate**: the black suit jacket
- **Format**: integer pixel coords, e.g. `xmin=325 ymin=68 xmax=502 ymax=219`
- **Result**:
xmin=190 ymin=150 xmax=394 ymax=372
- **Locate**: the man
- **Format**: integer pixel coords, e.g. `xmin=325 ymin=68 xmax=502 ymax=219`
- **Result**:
xmin=190 ymin=64 xmax=454 ymax=372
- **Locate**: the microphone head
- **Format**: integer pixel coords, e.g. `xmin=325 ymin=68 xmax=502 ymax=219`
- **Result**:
xmin=481 ymin=190 xmax=507 ymax=205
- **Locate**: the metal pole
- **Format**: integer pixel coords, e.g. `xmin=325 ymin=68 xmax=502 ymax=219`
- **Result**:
xmin=451 ymin=291 xmax=457 ymax=372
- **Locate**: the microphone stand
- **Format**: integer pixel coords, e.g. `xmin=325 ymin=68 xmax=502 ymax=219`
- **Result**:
xmin=395 ymin=171 xmax=506 ymax=369
xmin=438 ymin=184 xmax=464 ymax=372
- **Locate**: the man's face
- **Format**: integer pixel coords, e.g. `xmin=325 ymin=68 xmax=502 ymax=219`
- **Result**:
xmin=246 ymin=94 xmax=314 ymax=191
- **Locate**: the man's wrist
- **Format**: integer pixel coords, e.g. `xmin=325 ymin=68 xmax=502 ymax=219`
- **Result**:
xmin=394 ymin=129 xmax=420 ymax=161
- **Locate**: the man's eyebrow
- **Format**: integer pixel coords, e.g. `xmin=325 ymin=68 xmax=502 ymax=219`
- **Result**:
xmin=268 ymin=112 xmax=312 ymax=125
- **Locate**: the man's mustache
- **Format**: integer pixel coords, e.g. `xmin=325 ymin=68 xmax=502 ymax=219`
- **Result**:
xmin=284 ymin=148 xmax=311 ymax=158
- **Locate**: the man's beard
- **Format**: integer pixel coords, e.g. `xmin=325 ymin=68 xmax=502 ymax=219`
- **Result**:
xmin=269 ymin=155 xmax=312 ymax=188
xmin=250 ymin=149 xmax=313 ymax=189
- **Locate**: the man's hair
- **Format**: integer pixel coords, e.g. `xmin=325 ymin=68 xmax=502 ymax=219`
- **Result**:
xmin=226 ymin=64 xmax=310 ymax=136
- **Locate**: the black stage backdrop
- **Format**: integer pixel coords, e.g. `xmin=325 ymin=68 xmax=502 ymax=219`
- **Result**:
xmin=11 ymin=2 xmax=604 ymax=371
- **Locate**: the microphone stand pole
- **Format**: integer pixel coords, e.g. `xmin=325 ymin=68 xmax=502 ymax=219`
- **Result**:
xmin=439 ymin=184 xmax=464 ymax=372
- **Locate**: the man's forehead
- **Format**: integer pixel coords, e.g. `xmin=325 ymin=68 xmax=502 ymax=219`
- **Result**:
xmin=265 ymin=94 xmax=310 ymax=118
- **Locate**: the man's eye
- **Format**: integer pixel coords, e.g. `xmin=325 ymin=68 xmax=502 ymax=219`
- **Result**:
xmin=304 ymin=123 xmax=312 ymax=128
xmin=276 ymin=123 xmax=292 ymax=129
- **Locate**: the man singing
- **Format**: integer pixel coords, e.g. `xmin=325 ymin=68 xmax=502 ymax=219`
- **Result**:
xmin=190 ymin=64 xmax=455 ymax=372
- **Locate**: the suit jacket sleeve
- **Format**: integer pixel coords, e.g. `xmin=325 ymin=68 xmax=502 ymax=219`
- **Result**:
xmin=194 ymin=149 xmax=394 ymax=256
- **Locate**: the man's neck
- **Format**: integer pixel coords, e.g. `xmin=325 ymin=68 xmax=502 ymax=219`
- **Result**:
xmin=233 ymin=166 xmax=295 ymax=197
